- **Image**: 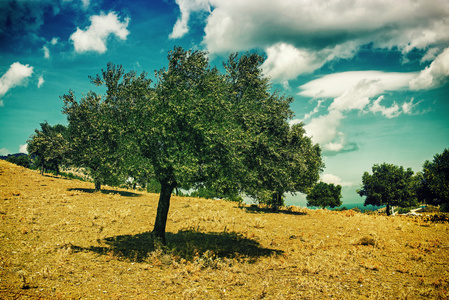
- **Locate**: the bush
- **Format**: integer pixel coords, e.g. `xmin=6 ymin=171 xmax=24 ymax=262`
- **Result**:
xmin=397 ymin=207 xmax=411 ymax=214
xmin=352 ymin=207 xmax=361 ymax=213
xmin=440 ymin=203 xmax=449 ymax=213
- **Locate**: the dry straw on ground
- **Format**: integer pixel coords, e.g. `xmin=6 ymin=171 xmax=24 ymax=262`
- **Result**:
xmin=1 ymin=160 xmax=448 ymax=299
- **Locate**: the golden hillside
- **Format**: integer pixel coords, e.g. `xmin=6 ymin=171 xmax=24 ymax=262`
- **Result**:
xmin=1 ymin=160 xmax=448 ymax=299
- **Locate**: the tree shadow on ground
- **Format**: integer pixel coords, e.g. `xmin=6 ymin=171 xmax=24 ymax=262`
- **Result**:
xmin=71 ymin=230 xmax=283 ymax=263
xmin=67 ymin=188 xmax=141 ymax=197
xmin=241 ymin=205 xmax=307 ymax=216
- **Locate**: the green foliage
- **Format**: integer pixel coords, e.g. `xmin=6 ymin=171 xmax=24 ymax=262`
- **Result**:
xmin=418 ymin=149 xmax=449 ymax=206
xmin=147 ymin=179 xmax=162 ymax=194
xmin=5 ymin=154 xmax=30 ymax=168
xmin=223 ymin=53 xmax=323 ymax=210
xmin=441 ymin=203 xmax=449 ymax=213
xmin=396 ymin=207 xmax=411 ymax=214
xmin=190 ymin=187 xmax=243 ymax=203
xmin=27 ymin=121 xmax=67 ymax=174
xmin=357 ymin=163 xmax=418 ymax=216
xmin=306 ymin=182 xmax=342 ymax=209
xmin=61 ymin=47 xmax=323 ymax=242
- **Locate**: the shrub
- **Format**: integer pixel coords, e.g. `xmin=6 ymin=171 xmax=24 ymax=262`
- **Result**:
xmin=397 ymin=207 xmax=411 ymax=214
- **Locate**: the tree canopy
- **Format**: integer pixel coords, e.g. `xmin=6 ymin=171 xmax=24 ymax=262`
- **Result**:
xmin=357 ymin=163 xmax=418 ymax=216
xmin=27 ymin=121 xmax=67 ymax=175
xmin=418 ymin=149 xmax=449 ymax=211
xmin=62 ymin=47 xmax=323 ymax=243
xmin=306 ymin=182 xmax=342 ymax=209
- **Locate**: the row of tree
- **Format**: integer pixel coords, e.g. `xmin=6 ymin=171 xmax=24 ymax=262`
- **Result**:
xmin=27 ymin=47 xmax=325 ymax=243
xmin=358 ymin=149 xmax=449 ymax=215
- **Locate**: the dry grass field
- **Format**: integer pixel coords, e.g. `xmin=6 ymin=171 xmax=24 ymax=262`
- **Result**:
xmin=1 ymin=159 xmax=449 ymax=299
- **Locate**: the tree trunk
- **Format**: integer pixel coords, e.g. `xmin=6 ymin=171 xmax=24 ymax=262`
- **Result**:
xmin=386 ymin=203 xmax=391 ymax=216
xmin=94 ymin=181 xmax=101 ymax=192
xmin=272 ymin=193 xmax=282 ymax=212
xmin=152 ymin=180 xmax=175 ymax=244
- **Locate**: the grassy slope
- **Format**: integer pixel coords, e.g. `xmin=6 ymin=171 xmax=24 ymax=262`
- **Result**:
xmin=1 ymin=160 xmax=448 ymax=299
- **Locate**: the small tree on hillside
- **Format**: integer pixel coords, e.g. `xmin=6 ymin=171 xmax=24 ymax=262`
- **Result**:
xmin=306 ymin=182 xmax=342 ymax=209
xmin=62 ymin=91 xmax=123 ymax=191
xmin=357 ymin=163 xmax=418 ymax=216
xmin=27 ymin=121 xmax=67 ymax=175
xmin=418 ymin=149 xmax=449 ymax=211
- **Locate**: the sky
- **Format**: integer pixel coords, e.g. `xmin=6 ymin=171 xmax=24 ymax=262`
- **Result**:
xmin=0 ymin=0 xmax=448 ymax=205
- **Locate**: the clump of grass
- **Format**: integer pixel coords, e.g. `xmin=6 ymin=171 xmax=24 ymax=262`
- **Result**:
xmin=358 ymin=236 xmax=376 ymax=246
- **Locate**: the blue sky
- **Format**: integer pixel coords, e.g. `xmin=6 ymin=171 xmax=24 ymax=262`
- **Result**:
xmin=1 ymin=0 xmax=448 ymax=205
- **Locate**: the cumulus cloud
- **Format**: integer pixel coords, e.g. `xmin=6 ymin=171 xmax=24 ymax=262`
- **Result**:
xmin=204 ymin=0 xmax=449 ymax=53
xmin=297 ymin=70 xmax=425 ymax=152
xmin=0 ymin=148 xmax=9 ymax=155
xmin=409 ymin=47 xmax=449 ymax=90
xmin=321 ymin=174 xmax=353 ymax=187
xmin=19 ymin=144 xmax=28 ymax=154
xmin=70 ymin=12 xmax=130 ymax=54
xmin=37 ymin=76 xmax=45 ymax=88
xmin=201 ymin=0 xmax=449 ymax=81
xmin=0 ymin=62 xmax=34 ymax=101
xmin=170 ymin=0 xmax=210 ymax=39
xmin=303 ymin=110 xmax=344 ymax=149
xmin=262 ymin=43 xmax=325 ymax=81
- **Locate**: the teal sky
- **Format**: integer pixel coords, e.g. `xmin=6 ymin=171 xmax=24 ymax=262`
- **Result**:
xmin=1 ymin=0 xmax=448 ymax=205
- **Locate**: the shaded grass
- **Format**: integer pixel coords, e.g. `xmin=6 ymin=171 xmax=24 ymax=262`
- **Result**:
xmin=67 ymin=187 xmax=142 ymax=197
xmin=71 ymin=229 xmax=283 ymax=263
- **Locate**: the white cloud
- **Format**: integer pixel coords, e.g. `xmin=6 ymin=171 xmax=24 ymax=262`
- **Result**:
xmin=43 ymin=45 xmax=50 ymax=59
xmin=299 ymin=70 xmax=423 ymax=152
xmin=19 ymin=144 xmax=28 ymax=154
xmin=200 ymin=0 xmax=449 ymax=81
xmin=304 ymin=110 xmax=344 ymax=147
xmin=409 ymin=47 xmax=449 ymax=90
xmin=369 ymin=96 xmax=400 ymax=119
xmin=262 ymin=43 xmax=325 ymax=81
xmin=204 ymin=0 xmax=449 ymax=54
xmin=321 ymin=174 xmax=353 ymax=187
xmin=170 ymin=0 xmax=210 ymax=39
xmin=37 ymin=76 xmax=44 ymax=88
xmin=0 ymin=148 xmax=9 ymax=155
xmin=299 ymin=71 xmax=416 ymax=99
xmin=70 ymin=12 xmax=130 ymax=54
xmin=51 ymin=37 xmax=58 ymax=45
xmin=81 ymin=0 xmax=90 ymax=9
xmin=0 ymin=62 xmax=34 ymax=100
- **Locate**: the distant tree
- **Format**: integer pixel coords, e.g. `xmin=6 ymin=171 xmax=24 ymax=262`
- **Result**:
xmin=5 ymin=154 xmax=30 ymax=168
xmin=357 ymin=163 xmax=418 ymax=216
xmin=62 ymin=90 xmax=123 ymax=191
xmin=306 ymin=182 xmax=342 ymax=209
xmin=418 ymin=149 xmax=449 ymax=211
xmin=27 ymin=121 xmax=67 ymax=175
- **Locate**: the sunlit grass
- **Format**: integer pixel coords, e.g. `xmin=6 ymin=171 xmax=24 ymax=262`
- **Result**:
xmin=1 ymin=160 xmax=448 ymax=299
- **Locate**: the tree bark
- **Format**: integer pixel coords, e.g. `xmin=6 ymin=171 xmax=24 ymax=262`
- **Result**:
xmin=152 ymin=179 xmax=175 ymax=244
xmin=94 ymin=181 xmax=101 ymax=192
xmin=386 ymin=203 xmax=391 ymax=216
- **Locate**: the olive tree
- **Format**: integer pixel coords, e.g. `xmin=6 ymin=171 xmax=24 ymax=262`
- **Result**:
xmin=418 ymin=149 xmax=449 ymax=211
xmin=357 ymin=163 xmax=418 ymax=216
xmin=306 ymin=182 xmax=342 ymax=209
xmin=27 ymin=121 xmax=67 ymax=175
xmin=71 ymin=47 xmax=323 ymax=243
